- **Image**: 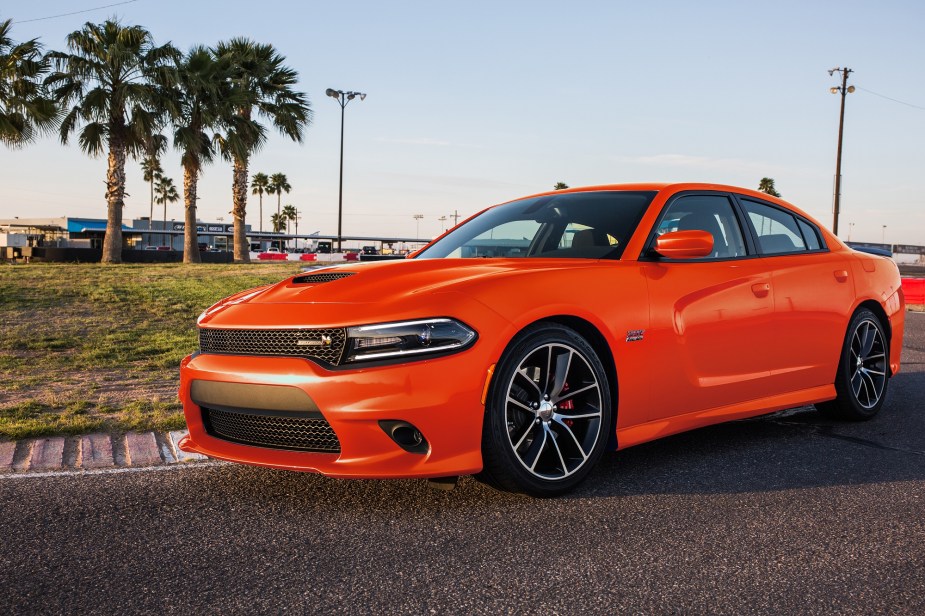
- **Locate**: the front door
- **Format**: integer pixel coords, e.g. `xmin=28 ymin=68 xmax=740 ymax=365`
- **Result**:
xmin=642 ymin=193 xmax=776 ymax=421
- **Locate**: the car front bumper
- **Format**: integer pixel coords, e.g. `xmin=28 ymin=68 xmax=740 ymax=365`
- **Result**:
xmin=178 ymin=348 xmax=492 ymax=479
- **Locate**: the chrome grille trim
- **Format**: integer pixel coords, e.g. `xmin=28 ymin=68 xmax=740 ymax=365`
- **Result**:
xmin=199 ymin=327 xmax=347 ymax=365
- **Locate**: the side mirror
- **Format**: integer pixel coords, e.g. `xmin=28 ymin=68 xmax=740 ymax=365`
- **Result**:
xmin=654 ymin=230 xmax=713 ymax=259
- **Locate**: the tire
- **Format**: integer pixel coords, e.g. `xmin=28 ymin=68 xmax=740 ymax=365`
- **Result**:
xmin=815 ymin=308 xmax=890 ymax=421
xmin=478 ymin=323 xmax=612 ymax=496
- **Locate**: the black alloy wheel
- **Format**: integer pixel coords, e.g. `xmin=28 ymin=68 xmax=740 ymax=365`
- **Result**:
xmin=816 ymin=308 xmax=889 ymax=421
xmin=479 ymin=323 xmax=612 ymax=496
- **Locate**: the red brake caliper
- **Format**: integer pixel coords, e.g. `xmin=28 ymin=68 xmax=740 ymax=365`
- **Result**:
xmin=559 ymin=382 xmax=574 ymax=425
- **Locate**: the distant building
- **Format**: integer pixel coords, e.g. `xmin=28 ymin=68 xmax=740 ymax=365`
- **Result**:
xmin=0 ymin=217 xmax=256 ymax=250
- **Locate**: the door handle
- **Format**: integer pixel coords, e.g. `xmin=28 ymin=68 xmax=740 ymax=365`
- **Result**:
xmin=834 ymin=270 xmax=849 ymax=283
xmin=751 ymin=282 xmax=770 ymax=298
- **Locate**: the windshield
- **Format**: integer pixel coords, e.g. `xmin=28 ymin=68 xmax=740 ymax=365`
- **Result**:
xmin=416 ymin=191 xmax=656 ymax=260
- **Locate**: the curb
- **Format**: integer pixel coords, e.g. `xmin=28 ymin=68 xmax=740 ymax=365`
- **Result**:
xmin=0 ymin=430 xmax=209 ymax=474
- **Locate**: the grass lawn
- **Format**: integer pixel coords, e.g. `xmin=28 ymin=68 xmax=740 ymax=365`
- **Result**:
xmin=0 ymin=262 xmax=303 ymax=440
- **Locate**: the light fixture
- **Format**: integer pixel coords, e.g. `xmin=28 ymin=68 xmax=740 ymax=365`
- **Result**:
xmin=327 ymin=88 xmax=367 ymax=252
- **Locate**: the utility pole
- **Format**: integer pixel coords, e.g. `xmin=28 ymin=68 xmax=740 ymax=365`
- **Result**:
xmin=450 ymin=210 xmax=460 ymax=226
xmin=829 ymin=67 xmax=854 ymax=236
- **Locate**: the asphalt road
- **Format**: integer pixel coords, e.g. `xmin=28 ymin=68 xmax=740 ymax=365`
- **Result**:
xmin=3 ymin=315 xmax=925 ymax=615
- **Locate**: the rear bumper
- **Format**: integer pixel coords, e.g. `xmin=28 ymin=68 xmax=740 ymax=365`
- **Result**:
xmin=178 ymin=349 xmax=490 ymax=479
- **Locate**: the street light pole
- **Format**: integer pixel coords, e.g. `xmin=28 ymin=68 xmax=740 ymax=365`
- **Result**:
xmin=413 ymin=214 xmax=424 ymax=239
xmin=326 ymin=88 xmax=366 ymax=252
xmin=829 ymin=67 xmax=854 ymax=236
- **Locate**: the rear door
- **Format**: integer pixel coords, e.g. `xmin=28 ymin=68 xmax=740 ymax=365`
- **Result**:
xmin=736 ymin=197 xmax=855 ymax=391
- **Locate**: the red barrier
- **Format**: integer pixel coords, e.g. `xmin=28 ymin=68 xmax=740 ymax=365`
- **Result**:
xmin=300 ymin=253 xmax=317 ymax=262
xmin=344 ymin=252 xmax=359 ymax=261
xmin=902 ymin=277 xmax=925 ymax=304
xmin=258 ymin=252 xmax=288 ymax=260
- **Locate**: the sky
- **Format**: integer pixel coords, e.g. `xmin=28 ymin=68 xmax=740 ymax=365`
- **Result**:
xmin=3 ymin=0 xmax=925 ymax=245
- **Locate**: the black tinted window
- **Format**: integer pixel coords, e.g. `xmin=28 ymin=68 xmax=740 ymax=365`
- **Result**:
xmin=798 ymin=219 xmax=823 ymax=250
xmin=742 ymin=199 xmax=807 ymax=254
xmin=657 ymin=194 xmax=747 ymax=259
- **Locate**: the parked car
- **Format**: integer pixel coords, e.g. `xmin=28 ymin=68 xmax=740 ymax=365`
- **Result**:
xmin=179 ymin=183 xmax=905 ymax=495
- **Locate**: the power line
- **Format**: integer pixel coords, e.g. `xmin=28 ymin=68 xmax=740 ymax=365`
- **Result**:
xmin=16 ymin=0 xmax=140 ymax=24
xmin=856 ymin=86 xmax=925 ymax=111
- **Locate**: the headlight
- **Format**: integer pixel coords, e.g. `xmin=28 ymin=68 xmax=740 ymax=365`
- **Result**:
xmin=344 ymin=318 xmax=477 ymax=363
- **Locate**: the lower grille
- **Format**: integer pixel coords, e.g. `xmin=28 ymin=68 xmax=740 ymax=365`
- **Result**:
xmin=202 ymin=406 xmax=341 ymax=453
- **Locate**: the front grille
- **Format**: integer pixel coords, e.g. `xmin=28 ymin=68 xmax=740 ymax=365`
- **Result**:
xmin=292 ymin=272 xmax=355 ymax=284
xmin=199 ymin=327 xmax=346 ymax=365
xmin=203 ymin=406 xmax=341 ymax=452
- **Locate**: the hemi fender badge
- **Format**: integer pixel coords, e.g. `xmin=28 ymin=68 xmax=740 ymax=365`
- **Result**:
xmin=626 ymin=329 xmax=645 ymax=342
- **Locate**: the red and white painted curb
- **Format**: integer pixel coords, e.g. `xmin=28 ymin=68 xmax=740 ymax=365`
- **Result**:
xmin=0 ymin=430 xmax=219 ymax=476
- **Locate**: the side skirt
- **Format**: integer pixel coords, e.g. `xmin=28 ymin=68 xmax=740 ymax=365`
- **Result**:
xmin=616 ymin=384 xmax=836 ymax=450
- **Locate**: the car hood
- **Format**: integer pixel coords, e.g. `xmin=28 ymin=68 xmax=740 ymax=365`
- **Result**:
xmin=197 ymin=258 xmax=606 ymax=328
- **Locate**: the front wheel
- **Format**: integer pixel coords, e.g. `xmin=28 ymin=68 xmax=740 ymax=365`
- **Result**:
xmin=816 ymin=308 xmax=890 ymax=421
xmin=478 ymin=323 xmax=612 ymax=496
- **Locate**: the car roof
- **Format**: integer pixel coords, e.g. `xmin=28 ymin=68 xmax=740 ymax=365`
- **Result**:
xmin=488 ymin=182 xmax=838 ymax=249
xmin=524 ymin=182 xmax=782 ymax=200
xmin=510 ymin=182 xmax=809 ymax=218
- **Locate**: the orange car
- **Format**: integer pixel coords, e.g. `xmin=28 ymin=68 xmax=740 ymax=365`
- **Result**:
xmin=179 ymin=183 xmax=904 ymax=495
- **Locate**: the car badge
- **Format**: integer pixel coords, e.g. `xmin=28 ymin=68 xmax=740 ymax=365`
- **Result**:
xmin=626 ymin=329 xmax=645 ymax=342
xmin=297 ymin=335 xmax=332 ymax=347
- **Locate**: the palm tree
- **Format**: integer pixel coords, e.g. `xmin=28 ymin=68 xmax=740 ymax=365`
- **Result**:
xmin=46 ymin=19 xmax=179 ymax=263
xmin=140 ymin=147 xmax=164 ymax=228
xmin=270 ymin=212 xmax=285 ymax=233
xmin=554 ymin=182 xmax=569 ymax=190
xmin=170 ymin=46 xmax=228 ymax=263
xmin=281 ymin=204 xmax=297 ymax=250
xmin=212 ymin=38 xmax=311 ymax=262
xmin=250 ymin=172 xmax=269 ymax=232
xmin=154 ymin=175 xmax=179 ymax=246
xmin=268 ymin=172 xmax=291 ymax=219
xmin=281 ymin=204 xmax=297 ymax=234
xmin=758 ymin=177 xmax=781 ymax=198
xmin=0 ymin=18 xmax=58 ymax=147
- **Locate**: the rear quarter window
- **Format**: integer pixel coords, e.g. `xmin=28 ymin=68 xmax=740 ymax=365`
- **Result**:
xmin=741 ymin=199 xmax=807 ymax=255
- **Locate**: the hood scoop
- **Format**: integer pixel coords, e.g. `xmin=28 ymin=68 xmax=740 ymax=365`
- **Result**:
xmin=292 ymin=272 xmax=356 ymax=285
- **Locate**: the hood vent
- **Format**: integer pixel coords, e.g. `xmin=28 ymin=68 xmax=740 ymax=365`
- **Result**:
xmin=292 ymin=272 xmax=356 ymax=285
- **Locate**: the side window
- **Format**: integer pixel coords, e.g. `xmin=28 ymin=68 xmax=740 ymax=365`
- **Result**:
xmin=798 ymin=219 xmax=823 ymax=251
xmin=657 ymin=195 xmax=747 ymax=259
xmin=741 ymin=199 xmax=807 ymax=254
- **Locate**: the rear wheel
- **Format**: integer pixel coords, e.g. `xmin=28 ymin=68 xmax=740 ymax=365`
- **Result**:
xmin=816 ymin=308 xmax=889 ymax=421
xmin=478 ymin=323 xmax=612 ymax=496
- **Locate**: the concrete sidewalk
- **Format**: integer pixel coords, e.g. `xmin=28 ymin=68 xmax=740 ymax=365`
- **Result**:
xmin=0 ymin=430 xmax=210 ymax=473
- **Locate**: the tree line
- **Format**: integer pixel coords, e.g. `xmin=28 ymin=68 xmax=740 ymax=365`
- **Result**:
xmin=0 ymin=17 xmax=311 ymax=263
